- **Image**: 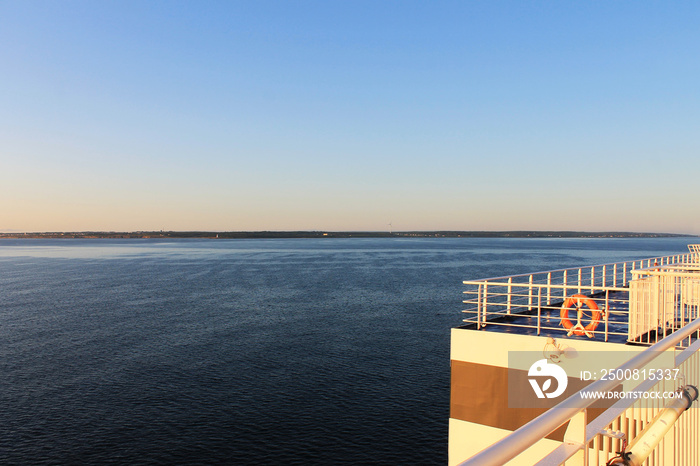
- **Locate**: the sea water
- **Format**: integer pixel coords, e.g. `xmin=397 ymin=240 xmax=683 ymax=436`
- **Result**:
xmin=0 ymin=237 xmax=692 ymax=464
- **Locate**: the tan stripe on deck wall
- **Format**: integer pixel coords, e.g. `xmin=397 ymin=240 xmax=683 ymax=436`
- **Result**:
xmin=450 ymin=360 xmax=610 ymax=441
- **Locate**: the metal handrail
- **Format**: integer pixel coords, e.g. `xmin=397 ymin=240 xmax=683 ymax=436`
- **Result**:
xmin=462 ymin=251 xmax=700 ymax=345
xmin=464 ymin=253 xmax=694 ymax=284
xmin=457 ymin=316 xmax=700 ymax=466
xmin=632 ymin=264 xmax=700 ymax=278
xmin=534 ymin=336 xmax=700 ymax=465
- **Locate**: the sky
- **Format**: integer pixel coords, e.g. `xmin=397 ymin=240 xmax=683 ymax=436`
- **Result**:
xmin=1 ymin=1 xmax=699 ymax=234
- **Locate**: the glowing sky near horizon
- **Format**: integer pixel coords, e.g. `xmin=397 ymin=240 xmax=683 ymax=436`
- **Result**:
xmin=1 ymin=1 xmax=699 ymax=234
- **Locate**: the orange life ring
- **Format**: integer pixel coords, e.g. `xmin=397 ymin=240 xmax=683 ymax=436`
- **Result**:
xmin=560 ymin=294 xmax=601 ymax=336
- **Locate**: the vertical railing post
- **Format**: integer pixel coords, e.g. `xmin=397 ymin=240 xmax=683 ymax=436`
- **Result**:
xmin=613 ymin=263 xmax=617 ymax=288
xmin=563 ymin=410 xmax=588 ymax=465
xmin=591 ymin=266 xmax=595 ymax=290
xmin=481 ymin=283 xmax=488 ymax=327
xmin=578 ymin=268 xmax=582 ymax=294
xmin=563 ymin=269 xmax=568 ymax=299
xmin=507 ymin=277 xmax=512 ymax=314
xmin=537 ymin=286 xmax=542 ymax=335
xmin=528 ymin=275 xmax=533 ymax=311
xmin=547 ymin=272 xmax=551 ymax=306
xmin=603 ymin=265 xmax=607 ymax=288
xmin=605 ymin=289 xmax=609 ymax=342
xmin=477 ymin=284 xmax=482 ymax=327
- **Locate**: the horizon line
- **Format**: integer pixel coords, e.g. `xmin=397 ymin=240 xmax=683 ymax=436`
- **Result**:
xmin=0 ymin=230 xmax=696 ymax=238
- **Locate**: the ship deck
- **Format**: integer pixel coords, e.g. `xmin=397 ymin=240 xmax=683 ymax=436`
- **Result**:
xmin=453 ymin=247 xmax=700 ymax=465
xmin=460 ymin=290 xmax=630 ymax=343
xmin=460 ymin=289 xmax=698 ymax=345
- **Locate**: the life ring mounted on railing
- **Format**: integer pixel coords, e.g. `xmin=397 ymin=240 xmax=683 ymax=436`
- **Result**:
xmin=560 ymin=294 xmax=602 ymax=338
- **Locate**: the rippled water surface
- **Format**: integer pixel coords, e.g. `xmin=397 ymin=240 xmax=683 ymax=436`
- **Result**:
xmin=0 ymin=237 xmax=692 ymax=464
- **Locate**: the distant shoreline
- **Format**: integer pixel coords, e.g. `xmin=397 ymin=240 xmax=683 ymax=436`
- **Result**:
xmin=0 ymin=231 xmax=695 ymax=239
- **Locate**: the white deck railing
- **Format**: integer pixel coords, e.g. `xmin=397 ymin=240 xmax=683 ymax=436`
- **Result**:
xmin=458 ymin=316 xmax=700 ymax=466
xmin=629 ymin=264 xmax=700 ymax=346
xmin=456 ymin=246 xmax=700 ymax=465
xmin=463 ymin=250 xmax=698 ymax=343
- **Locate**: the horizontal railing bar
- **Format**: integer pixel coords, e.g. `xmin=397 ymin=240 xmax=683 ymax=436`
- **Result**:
xmin=675 ymin=337 xmax=700 ymax=367
xmin=461 ymin=304 xmax=632 ymax=310
xmin=462 ymin=301 xmax=631 ymax=308
xmin=463 ymin=283 xmax=629 ymax=292
xmin=461 ymin=255 xmax=685 ymax=284
xmin=460 ymin=305 xmax=628 ymax=313
xmin=460 ymin=308 xmax=632 ymax=315
xmin=632 ymin=270 xmax=700 ymax=278
xmin=462 ymin=295 xmax=631 ymax=302
xmin=635 ymin=263 xmax=700 ymax=271
xmin=458 ymin=318 xmax=629 ymax=334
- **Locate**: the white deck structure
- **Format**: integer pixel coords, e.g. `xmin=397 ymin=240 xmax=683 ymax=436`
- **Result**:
xmin=451 ymin=245 xmax=700 ymax=466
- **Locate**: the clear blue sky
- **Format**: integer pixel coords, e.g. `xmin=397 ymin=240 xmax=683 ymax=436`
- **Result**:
xmin=1 ymin=1 xmax=698 ymax=233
